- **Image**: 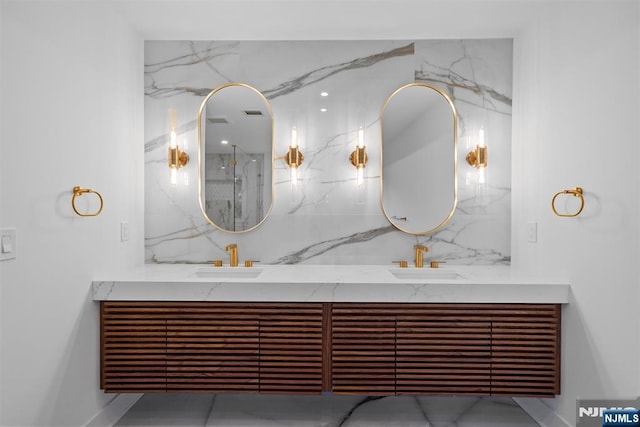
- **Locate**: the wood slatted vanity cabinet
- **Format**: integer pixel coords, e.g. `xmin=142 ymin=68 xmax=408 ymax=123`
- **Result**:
xmin=101 ymin=301 xmax=560 ymax=397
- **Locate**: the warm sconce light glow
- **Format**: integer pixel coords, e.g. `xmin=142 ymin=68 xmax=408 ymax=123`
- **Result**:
xmin=356 ymin=167 xmax=364 ymax=187
xmin=478 ymin=168 xmax=486 ymax=184
xmin=169 ymin=108 xmax=177 ymax=147
xmin=167 ymin=108 xmax=189 ymax=187
xmin=283 ymin=126 xmax=303 ymax=186
xmin=467 ymin=127 xmax=488 ymax=202
xmin=466 ymin=126 xmax=488 ymax=170
xmin=350 ymin=126 xmax=368 ymax=188
xmin=170 ymin=131 xmax=177 ymax=149
xmin=290 ymin=126 xmax=297 ymax=149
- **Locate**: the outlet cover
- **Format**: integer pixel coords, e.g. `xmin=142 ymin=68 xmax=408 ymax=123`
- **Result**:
xmin=527 ymin=222 xmax=537 ymax=243
xmin=120 ymin=222 xmax=129 ymax=242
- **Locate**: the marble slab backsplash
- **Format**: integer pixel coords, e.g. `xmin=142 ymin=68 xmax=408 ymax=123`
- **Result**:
xmin=145 ymin=40 xmax=512 ymax=265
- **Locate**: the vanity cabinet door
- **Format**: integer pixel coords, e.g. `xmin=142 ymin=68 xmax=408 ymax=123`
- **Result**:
xmin=101 ymin=302 xmax=168 ymax=393
xmin=396 ymin=305 xmax=492 ymax=396
xmin=101 ymin=302 xmax=324 ymax=395
xmin=331 ymin=304 xmax=396 ymax=395
xmin=258 ymin=304 xmax=324 ymax=394
xmin=490 ymin=304 xmax=561 ymax=397
xmin=328 ymin=303 xmax=560 ymax=398
xmin=165 ymin=303 xmax=260 ymax=393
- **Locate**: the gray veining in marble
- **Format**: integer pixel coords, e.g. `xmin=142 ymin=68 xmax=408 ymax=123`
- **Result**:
xmin=144 ymin=39 xmax=512 ymax=266
xmin=272 ymin=225 xmax=396 ymax=264
xmin=115 ymin=394 xmax=539 ymax=427
xmin=261 ymin=43 xmax=414 ymax=100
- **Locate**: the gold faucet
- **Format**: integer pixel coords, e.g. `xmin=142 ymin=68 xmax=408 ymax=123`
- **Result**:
xmin=225 ymin=244 xmax=238 ymax=267
xmin=414 ymin=244 xmax=429 ymax=268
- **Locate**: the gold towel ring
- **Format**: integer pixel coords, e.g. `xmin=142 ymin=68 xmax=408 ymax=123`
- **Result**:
xmin=551 ymin=187 xmax=584 ymax=217
xmin=71 ymin=186 xmax=104 ymax=217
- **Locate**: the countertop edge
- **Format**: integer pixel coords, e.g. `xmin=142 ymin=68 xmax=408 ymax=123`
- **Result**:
xmin=92 ymin=280 xmax=570 ymax=304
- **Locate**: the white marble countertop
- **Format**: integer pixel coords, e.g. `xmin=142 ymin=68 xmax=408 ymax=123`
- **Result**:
xmin=92 ymin=264 xmax=570 ymax=304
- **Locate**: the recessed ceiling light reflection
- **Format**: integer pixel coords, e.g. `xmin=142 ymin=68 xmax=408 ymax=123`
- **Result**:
xmin=221 ymin=140 xmax=228 ymax=145
xmin=320 ymin=108 xmax=327 ymax=112
xmin=320 ymin=92 xmax=329 ymax=97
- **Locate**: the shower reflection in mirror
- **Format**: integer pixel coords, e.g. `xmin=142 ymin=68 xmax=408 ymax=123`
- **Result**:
xmin=198 ymin=83 xmax=274 ymax=233
xmin=205 ymin=142 xmax=265 ymax=231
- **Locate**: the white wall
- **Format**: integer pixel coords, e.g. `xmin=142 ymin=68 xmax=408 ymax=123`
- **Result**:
xmin=511 ymin=1 xmax=640 ymax=425
xmin=0 ymin=1 xmax=144 ymax=426
xmin=0 ymin=1 xmax=4 ymax=422
xmin=0 ymin=1 xmax=637 ymax=426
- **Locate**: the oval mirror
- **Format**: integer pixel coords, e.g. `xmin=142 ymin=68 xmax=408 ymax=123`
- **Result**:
xmin=380 ymin=83 xmax=458 ymax=235
xmin=198 ymin=83 xmax=274 ymax=232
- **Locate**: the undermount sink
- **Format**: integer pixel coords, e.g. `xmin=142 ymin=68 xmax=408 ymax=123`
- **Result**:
xmin=389 ymin=268 xmax=463 ymax=280
xmin=195 ymin=267 xmax=263 ymax=279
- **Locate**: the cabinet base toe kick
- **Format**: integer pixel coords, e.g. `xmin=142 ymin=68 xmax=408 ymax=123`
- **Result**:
xmin=100 ymin=302 xmax=561 ymax=397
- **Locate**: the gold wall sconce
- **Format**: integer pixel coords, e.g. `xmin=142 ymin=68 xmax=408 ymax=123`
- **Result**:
xmin=466 ymin=126 xmax=487 ymax=185
xmin=284 ymin=126 xmax=303 ymax=185
xmin=350 ymin=127 xmax=367 ymax=187
xmin=466 ymin=144 xmax=487 ymax=168
xmin=167 ymin=108 xmax=189 ymax=186
xmin=466 ymin=126 xmax=487 ymax=169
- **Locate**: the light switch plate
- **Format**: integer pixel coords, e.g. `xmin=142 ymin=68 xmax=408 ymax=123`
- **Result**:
xmin=0 ymin=228 xmax=16 ymax=261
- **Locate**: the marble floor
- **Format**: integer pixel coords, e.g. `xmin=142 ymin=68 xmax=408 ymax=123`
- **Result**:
xmin=114 ymin=394 xmax=540 ymax=427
